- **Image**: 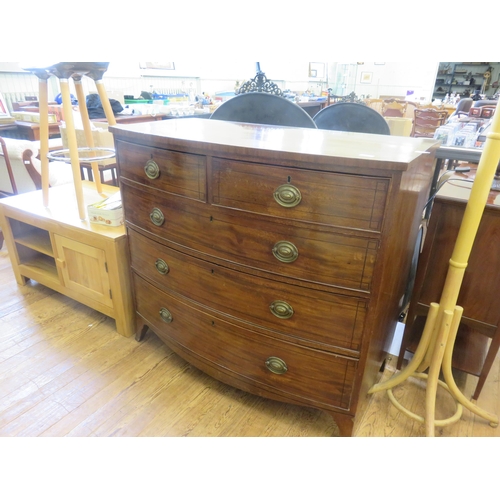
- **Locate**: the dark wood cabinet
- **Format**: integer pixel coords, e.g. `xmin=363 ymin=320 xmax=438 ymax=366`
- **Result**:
xmin=111 ymin=118 xmax=438 ymax=436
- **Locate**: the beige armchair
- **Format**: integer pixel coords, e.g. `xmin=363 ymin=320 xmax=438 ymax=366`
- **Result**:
xmin=0 ymin=137 xmax=74 ymax=248
xmin=0 ymin=136 xmax=73 ymax=196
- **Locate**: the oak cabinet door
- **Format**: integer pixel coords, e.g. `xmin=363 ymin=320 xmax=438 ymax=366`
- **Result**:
xmin=53 ymin=234 xmax=113 ymax=308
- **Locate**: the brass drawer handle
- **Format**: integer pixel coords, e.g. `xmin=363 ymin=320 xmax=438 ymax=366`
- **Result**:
xmin=265 ymin=356 xmax=288 ymax=375
xmin=272 ymin=241 xmax=298 ymax=263
xmin=155 ymin=258 xmax=169 ymax=275
xmin=273 ymin=184 xmax=302 ymax=208
xmin=144 ymin=159 xmax=160 ymax=180
xmin=269 ymin=300 xmax=294 ymax=319
xmin=159 ymin=307 xmax=173 ymax=323
xmin=150 ymin=207 xmax=165 ymax=226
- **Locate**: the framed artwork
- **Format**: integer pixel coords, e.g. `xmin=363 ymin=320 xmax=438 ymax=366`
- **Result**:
xmin=139 ymin=62 xmax=175 ymax=70
xmin=360 ymin=72 xmax=373 ymax=84
xmin=309 ymin=62 xmax=325 ymax=79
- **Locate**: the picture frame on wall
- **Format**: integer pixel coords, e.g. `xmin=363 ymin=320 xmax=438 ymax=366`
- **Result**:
xmin=309 ymin=62 xmax=325 ymax=79
xmin=360 ymin=72 xmax=372 ymax=84
xmin=139 ymin=62 xmax=175 ymax=70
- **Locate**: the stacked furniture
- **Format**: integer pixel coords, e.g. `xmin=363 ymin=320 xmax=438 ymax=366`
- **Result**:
xmin=110 ymin=118 xmax=438 ymax=436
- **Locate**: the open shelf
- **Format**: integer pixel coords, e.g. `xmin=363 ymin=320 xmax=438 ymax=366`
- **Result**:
xmin=8 ymin=219 xmax=54 ymax=257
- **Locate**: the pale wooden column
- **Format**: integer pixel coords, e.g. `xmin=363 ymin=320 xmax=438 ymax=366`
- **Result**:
xmin=73 ymin=75 xmax=103 ymax=193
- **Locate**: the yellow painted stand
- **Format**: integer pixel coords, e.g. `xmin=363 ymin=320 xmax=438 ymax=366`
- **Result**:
xmin=370 ymin=106 xmax=500 ymax=436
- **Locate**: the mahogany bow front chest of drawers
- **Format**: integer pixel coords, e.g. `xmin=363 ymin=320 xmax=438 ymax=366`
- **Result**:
xmin=110 ymin=119 xmax=438 ymax=436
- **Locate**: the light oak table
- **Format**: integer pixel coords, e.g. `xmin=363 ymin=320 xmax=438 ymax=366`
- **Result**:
xmin=0 ymin=181 xmax=135 ymax=337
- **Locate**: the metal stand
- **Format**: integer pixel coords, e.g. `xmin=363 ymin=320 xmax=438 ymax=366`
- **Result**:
xmin=369 ymin=105 xmax=500 ymax=436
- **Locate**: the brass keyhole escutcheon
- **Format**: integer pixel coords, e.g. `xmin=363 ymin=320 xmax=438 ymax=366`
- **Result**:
xmin=144 ymin=159 xmax=160 ymax=180
xmin=269 ymin=300 xmax=294 ymax=319
xmin=272 ymin=241 xmax=299 ymax=263
xmin=273 ymin=184 xmax=301 ymax=208
xmin=150 ymin=207 xmax=165 ymax=226
xmin=159 ymin=307 xmax=173 ymax=323
xmin=155 ymin=258 xmax=169 ymax=275
xmin=265 ymin=356 xmax=288 ymax=375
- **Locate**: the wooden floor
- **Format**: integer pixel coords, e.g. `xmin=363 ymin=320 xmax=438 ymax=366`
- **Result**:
xmin=1 ymin=245 xmax=499 ymax=438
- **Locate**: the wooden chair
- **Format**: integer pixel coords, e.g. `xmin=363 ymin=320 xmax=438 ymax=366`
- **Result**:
xmin=411 ymin=108 xmax=449 ymax=137
xmin=313 ymin=102 xmax=390 ymax=135
xmin=381 ymin=99 xmax=408 ymax=118
xmin=364 ymin=98 xmax=383 ymax=114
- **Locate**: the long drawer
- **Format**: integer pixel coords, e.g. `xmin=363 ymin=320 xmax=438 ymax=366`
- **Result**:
xmin=134 ymin=273 xmax=358 ymax=411
xmin=122 ymin=181 xmax=379 ymax=292
xmin=116 ymin=140 xmax=207 ymax=201
xmin=212 ymin=157 xmax=389 ymax=231
xmin=129 ymin=228 xmax=367 ymax=354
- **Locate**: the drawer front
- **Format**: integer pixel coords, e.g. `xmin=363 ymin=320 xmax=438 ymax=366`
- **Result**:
xmin=122 ymin=181 xmax=378 ymax=291
xmin=134 ymin=273 xmax=357 ymax=411
xmin=129 ymin=229 xmax=367 ymax=353
xmin=212 ymin=158 xmax=389 ymax=231
xmin=116 ymin=140 xmax=206 ymax=201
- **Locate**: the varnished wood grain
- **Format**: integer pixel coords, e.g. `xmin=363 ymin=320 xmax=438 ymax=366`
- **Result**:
xmin=1 ymin=246 xmax=499 ymax=437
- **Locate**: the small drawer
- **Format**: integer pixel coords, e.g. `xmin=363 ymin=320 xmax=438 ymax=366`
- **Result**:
xmin=129 ymin=229 xmax=367 ymax=354
xmin=115 ymin=139 xmax=206 ymax=201
xmin=212 ymin=157 xmax=389 ymax=232
xmin=134 ymin=273 xmax=358 ymax=411
xmin=122 ymin=182 xmax=378 ymax=291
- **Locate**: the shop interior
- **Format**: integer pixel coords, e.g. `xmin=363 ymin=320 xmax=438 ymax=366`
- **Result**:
xmin=0 ymin=61 xmax=499 ymax=441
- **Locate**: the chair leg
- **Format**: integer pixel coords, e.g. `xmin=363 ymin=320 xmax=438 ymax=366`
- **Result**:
xmin=472 ymin=331 xmax=500 ymax=401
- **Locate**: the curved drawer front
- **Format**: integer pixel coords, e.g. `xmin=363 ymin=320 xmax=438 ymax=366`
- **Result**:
xmin=129 ymin=229 xmax=367 ymax=353
xmin=116 ymin=140 xmax=206 ymax=201
xmin=122 ymin=182 xmax=378 ymax=291
xmin=134 ymin=273 xmax=357 ymax=411
xmin=212 ymin=158 xmax=388 ymax=232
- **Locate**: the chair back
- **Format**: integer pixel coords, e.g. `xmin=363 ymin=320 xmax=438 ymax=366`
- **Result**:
xmin=313 ymin=102 xmax=391 ymax=135
xmin=364 ymin=98 xmax=383 ymax=114
xmin=210 ymin=93 xmax=317 ymax=128
xmin=381 ymin=99 xmax=408 ymax=118
xmin=411 ymin=108 xmax=448 ymax=138
xmin=451 ymin=98 xmax=473 ymax=118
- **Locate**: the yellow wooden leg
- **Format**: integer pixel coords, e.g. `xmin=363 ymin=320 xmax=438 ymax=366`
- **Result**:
xmin=38 ymin=77 xmax=50 ymax=207
xmin=74 ymin=78 xmax=103 ymax=194
xmin=95 ymin=80 xmax=116 ymax=126
xmin=60 ymin=78 xmax=86 ymax=221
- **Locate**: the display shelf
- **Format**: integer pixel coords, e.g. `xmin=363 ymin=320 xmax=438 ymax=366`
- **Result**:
xmin=433 ymin=62 xmax=491 ymax=100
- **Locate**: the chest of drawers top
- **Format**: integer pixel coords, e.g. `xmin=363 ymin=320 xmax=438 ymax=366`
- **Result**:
xmin=110 ymin=118 xmax=438 ymax=174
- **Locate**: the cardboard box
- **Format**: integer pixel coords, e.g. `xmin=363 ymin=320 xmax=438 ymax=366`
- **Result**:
xmin=87 ymin=192 xmax=123 ymax=226
xmin=12 ymin=111 xmax=58 ymax=123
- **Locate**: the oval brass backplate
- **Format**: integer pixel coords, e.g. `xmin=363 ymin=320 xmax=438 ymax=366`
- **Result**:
xmin=265 ymin=356 xmax=288 ymax=375
xmin=269 ymin=300 xmax=294 ymax=319
xmin=272 ymin=241 xmax=299 ymax=263
xmin=144 ymin=159 xmax=160 ymax=180
xmin=150 ymin=207 xmax=165 ymax=226
xmin=155 ymin=258 xmax=169 ymax=275
xmin=273 ymin=184 xmax=302 ymax=208
xmin=159 ymin=307 xmax=173 ymax=323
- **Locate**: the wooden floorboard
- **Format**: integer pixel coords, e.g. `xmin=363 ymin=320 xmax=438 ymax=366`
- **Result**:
xmin=0 ymin=246 xmax=499 ymax=437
